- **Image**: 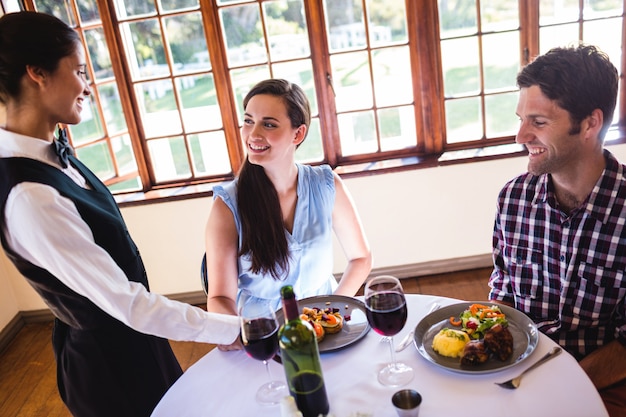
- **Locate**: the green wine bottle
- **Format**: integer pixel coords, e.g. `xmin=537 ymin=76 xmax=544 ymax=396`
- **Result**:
xmin=278 ymin=286 xmax=330 ymax=417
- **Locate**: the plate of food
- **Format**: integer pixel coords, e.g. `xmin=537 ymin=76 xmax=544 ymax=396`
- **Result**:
xmin=276 ymin=295 xmax=370 ymax=352
xmin=413 ymin=301 xmax=538 ymax=374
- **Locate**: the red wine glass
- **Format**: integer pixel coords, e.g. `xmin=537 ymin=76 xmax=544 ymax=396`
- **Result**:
xmin=364 ymin=275 xmax=414 ymax=386
xmin=239 ymin=294 xmax=288 ymax=405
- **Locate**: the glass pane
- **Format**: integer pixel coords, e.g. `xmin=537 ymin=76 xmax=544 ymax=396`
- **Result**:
xmin=539 ymin=0 xmax=579 ymax=26
xmin=34 ymin=0 xmax=76 ymax=26
xmin=135 ymin=80 xmax=182 ymax=138
xmin=98 ymin=83 xmax=127 ymax=134
xmin=76 ymin=141 xmax=115 ymax=179
xmin=482 ymin=32 xmax=519 ymax=92
xmin=109 ymin=177 xmax=141 ymax=193
xmin=148 ymin=136 xmax=191 ymax=182
xmin=325 ymin=0 xmax=367 ymax=52
xmin=539 ymin=23 xmax=579 ymax=54
xmin=4 ymin=0 xmax=21 ymax=13
xmin=164 ymin=12 xmax=211 ymax=74
xmin=69 ymin=94 xmax=104 ymax=144
xmin=296 ymin=118 xmax=324 ymax=163
xmin=175 ymin=74 xmax=223 ymax=132
xmin=330 ymin=51 xmax=373 ymax=112
xmin=160 ymin=0 xmax=198 ymax=12
xmin=485 ymin=92 xmax=518 ymax=138
xmin=367 ymin=0 xmax=407 ymax=46
xmin=122 ymin=19 xmax=169 ymax=79
xmin=378 ymin=106 xmax=416 ymax=151
xmin=189 ymin=131 xmax=232 ymax=176
xmin=115 ymin=0 xmax=156 ymax=18
xmin=583 ymin=18 xmax=622 ymax=66
xmin=480 ymin=0 xmax=519 ymax=32
xmin=264 ymin=0 xmax=310 ymax=61
xmin=539 ymin=0 xmax=579 ymax=25
xmin=438 ymin=0 xmax=477 ymax=38
xmin=338 ymin=111 xmax=377 ymax=156
xmin=441 ymin=37 xmax=480 ymax=97
xmin=445 ymin=96 xmax=482 ymax=143
xmin=584 ymin=0 xmax=622 ymax=18
xmin=85 ymin=28 xmax=114 ymax=80
xmin=220 ymin=4 xmax=266 ymax=67
xmin=271 ymin=60 xmax=318 ymax=116
xmin=372 ymin=46 xmax=412 ymax=107
xmin=111 ymin=134 xmax=138 ymax=175
xmin=230 ymin=65 xmax=271 ymax=123
xmin=77 ymin=0 xmax=100 ymax=24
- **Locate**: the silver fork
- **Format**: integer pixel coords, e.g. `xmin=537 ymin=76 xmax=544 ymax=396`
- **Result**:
xmin=395 ymin=302 xmax=441 ymax=352
xmin=494 ymin=346 xmax=562 ymax=389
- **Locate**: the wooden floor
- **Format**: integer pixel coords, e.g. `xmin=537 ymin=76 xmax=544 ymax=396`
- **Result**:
xmin=0 ymin=267 xmax=491 ymax=417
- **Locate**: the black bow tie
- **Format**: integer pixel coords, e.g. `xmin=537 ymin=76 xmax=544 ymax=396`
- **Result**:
xmin=52 ymin=126 xmax=74 ymax=168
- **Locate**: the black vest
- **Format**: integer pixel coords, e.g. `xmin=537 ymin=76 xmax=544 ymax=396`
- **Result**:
xmin=0 ymin=156 xmax=148 ymax=330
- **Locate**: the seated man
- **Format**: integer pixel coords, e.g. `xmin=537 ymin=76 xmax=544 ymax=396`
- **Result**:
xmin=488 ymin=44 xmax=626 ymax=417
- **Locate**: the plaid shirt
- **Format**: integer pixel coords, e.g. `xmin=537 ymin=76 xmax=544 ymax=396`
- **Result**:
xmin=489 ymin=149 xmax=626 ymax=359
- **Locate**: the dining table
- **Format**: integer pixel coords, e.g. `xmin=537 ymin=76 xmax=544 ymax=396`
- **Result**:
xmin=151 ymin=294 xmax=608 ymax=417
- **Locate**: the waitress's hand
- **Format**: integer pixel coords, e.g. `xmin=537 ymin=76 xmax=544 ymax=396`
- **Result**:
xmin=217 ymin=336 xmax=243 ymax=351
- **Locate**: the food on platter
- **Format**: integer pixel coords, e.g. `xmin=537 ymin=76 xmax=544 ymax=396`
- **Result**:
xmin=449 ymin=303 xmax=508 ymax=339
xmin=432 ymin=328 xmax=470 ymax=358
xmin=300 ymin=306 xmax=345 ymax=342
xmin=441 ymin=303 xmax=514 ymax=365
xmin=460 ymin=340 xmax=489 ymax=365
xmin=483 ymin=323 xmax=514 ymax=361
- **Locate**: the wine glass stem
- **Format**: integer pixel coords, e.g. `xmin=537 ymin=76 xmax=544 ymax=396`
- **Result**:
xmin=388 ymin=337 xmax=398 ymax=369
xmin=264 ymin=360 xmax=273 ymax=381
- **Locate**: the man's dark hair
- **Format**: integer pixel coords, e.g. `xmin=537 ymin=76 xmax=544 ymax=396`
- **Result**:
xmin=517 ymin=44 xmax=618 ymax=139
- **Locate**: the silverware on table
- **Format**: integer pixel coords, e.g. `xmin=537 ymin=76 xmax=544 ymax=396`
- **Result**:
xmin=395 ymin=302 xmax=441 ymax=352
xmin=494 ymin=346 xmax=562 ymax=389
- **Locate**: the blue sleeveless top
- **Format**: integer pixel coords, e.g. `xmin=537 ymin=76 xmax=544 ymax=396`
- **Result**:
xmin=213 ymin=164 xmax=338 ymax=311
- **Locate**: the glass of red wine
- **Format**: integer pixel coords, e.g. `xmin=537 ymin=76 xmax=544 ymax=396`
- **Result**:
xmin=364 ymin=275 xmax=414 ymax=386
xmin=239 ymin=293 xmax=287 ymax=405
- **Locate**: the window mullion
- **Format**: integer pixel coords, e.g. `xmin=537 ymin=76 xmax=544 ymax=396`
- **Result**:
xmin=97 ymin=0 xmax=153 ymax=191
xmin=409 ymin=0 xmax=444 ymax=154
xmin=200 ymin=0 xmax=244 ymax=176
xmin=303 ymin=0 xmax=339 ymax=167
xmin=519 ymin=0 xmax=539 ymax=66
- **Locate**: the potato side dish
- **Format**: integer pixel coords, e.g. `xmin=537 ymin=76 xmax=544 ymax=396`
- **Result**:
xmin=432 ymin=328 xmax=470 ymax=358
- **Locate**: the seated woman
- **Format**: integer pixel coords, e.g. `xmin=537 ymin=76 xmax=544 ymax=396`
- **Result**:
xmin=204 ymin=79 xmax=372 ymax=349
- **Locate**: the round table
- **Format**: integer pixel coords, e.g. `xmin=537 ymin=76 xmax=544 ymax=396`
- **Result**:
xmin=151 ymin=294 xmax=608 ymax=417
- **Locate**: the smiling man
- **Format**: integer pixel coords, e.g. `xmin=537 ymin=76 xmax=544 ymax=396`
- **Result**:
xmin=488 ymin=45 xmax=626 ymax=417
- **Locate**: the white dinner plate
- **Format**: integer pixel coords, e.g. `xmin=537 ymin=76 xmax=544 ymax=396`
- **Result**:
xmin=413 ymin=301 xmax=538 ymax=374
xmin=276 ymin=295 xmax=370 ymax=353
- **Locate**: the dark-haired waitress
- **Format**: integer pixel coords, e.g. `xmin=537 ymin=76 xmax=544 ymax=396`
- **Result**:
xmin=0 ymin=11 xmax=239 ymax=417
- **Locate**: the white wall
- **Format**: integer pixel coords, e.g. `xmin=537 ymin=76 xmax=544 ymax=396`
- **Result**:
xmin=1 ymin=143 xmax=626 ymax=330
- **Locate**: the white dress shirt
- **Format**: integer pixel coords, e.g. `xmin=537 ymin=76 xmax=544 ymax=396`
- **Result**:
xmin=0 ymin=127 xmax=239 ymax=344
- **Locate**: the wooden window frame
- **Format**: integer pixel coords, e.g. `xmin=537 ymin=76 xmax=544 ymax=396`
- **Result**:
xmin=14 ymin=0 xmax=626 ymax=205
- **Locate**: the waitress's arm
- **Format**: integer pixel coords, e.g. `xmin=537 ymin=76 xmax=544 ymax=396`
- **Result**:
xmin=5 ymin=183 xmax=239 ymax=344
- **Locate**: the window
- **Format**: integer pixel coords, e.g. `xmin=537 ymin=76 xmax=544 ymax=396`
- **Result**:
xmin=9 ymin=0 xmax=626 ymax=200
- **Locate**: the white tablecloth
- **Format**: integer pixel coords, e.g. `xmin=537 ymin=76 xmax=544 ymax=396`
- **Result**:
xmin=152 ymin=294 xmax=608 ymax=417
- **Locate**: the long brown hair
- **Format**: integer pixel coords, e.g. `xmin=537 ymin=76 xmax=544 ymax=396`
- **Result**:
xmin=237 ymin=79 xmax=311 ymax=280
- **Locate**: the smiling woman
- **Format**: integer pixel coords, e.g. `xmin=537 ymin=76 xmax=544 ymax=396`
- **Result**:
xmin=204 ymin=79 xmax=372 ymax=351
